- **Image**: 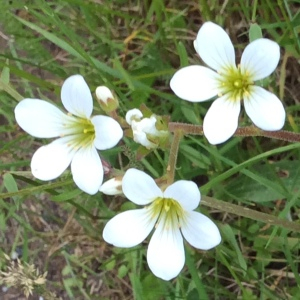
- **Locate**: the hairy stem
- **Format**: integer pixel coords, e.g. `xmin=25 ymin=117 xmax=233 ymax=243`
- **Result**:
xmin=169 ymin=122 xmax=300 ymax=143
xmin=202 ymin=195 xmax=300 ymax=233
xmin=166 ymin=130 xmax=183 ymax=185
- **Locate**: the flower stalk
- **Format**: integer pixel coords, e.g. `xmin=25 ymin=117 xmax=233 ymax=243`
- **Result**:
xmin=169 ymin=122 xmax=300 ymax=143
xmin=202 ymin=195 xmax=300 ymax=233
xmin=166 ymin=130 xmax=183 ymax=185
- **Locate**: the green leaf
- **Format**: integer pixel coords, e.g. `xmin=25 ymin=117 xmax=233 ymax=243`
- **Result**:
xmin=220 ymin=224 xmax=247 ymax=275
xmin=249 ymin=23 xmax=262 ymax=42
xmin=129 ymin=272 xmax=144 ymax=300
xmin=141 ymin=274 xmax=166 ymax=300
xmin=118 ymin=265 xmax=128 ymax=278
xmin=201 ymin=142 xmax=300 ymax=194
xmin=3 ymin=173 xmax=18 ymax=193
xmin=51 ymin=189 xmax=83 ymax=202
xmin=3 ymin=173 xmax=20 ymax=208
xmin=0 ymin=59 xmax=10 ymax=84
xmin=176 ymin=41 xmax=189 ymax=67
xmin=225 ymin=160 xmax=300 ymax=202
xmin=0 ymin=213 xmax=6 ymax=231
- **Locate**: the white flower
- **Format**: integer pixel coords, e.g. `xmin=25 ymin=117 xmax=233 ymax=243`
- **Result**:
xmin=15 ymin=75 xmax=123 ymax=195
xmin=103 ymin=168 xmax=221 ymax=280
xmin=126 ymin=109 xmax=168 ymax=149
xmin=170 ymin=22 xmax=285 ymax=145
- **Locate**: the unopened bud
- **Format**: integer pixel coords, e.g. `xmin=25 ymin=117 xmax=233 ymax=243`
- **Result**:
xmin=99 ymin=177 xmax=123 ymax=195
xmin=96 ymin=86 xmax=119 ymax=112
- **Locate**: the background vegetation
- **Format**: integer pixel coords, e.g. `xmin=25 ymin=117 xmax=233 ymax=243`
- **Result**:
xmin=0 ymin=0 xmax=299 ymax=299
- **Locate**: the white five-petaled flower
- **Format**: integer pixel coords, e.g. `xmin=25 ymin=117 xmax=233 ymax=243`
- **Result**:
xmin=170 ymin=22 xmax=286 ymax=145
xmin=103 ymin=168 xmax=221 ymax=280
xmin=15 ymin=75 xmax=123 ymax=195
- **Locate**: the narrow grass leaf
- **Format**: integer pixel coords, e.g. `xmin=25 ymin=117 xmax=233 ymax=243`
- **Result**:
xmin=220 ymin=224 xmax=247 ymax=275
xmin=3 ymin=173 xmax=20 ymax=209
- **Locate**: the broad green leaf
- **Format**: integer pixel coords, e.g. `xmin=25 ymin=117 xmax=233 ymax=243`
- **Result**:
xmin=141 ymin=274 xmax=166 ymax=300
xmin=225 ymin=160 xmax=300 ymax=202
xmin=249 ymin=23 xmax=262 ymax=42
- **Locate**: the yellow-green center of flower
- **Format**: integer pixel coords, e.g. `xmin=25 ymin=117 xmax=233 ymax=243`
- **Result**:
xmin=62 ymin=115 xmax=95 ymax=150
xmin=149 ymin=197 xmax=185 ymax=230
xmin=217 ymin=65 xmax=254 ymax=102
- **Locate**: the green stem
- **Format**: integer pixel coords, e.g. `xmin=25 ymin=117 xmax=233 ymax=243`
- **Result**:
xmin=201 ymin=195 xmax=300 ymax=233
xmin=166 ymin=130 xmax=183 ymax=185
xmin=0 ymin=178 xmax=74 ymax=199
xmin=251 ymin=0 xmax=259 ymax=22
xmin=169 ymin=122 xmax=300 ymax=143
xmin=198 ymin=0 xmax=212 ymax=21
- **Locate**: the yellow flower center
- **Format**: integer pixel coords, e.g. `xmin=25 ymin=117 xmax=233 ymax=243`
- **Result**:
xmin=61 ymin=115 xmax=96 ymax=150
xmin=149 ymin=197 xmax=185 ymax=230
xmin=217 ymin=65 xmax=254 ymax=102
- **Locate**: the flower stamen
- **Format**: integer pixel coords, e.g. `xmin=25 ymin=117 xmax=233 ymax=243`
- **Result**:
xmin=150 ymin=197 xmax=185 ymax=231
xmin=217 ymin=66 xmax=254 ymax=102
xmin=61 ymin=117 xmax=95 ymax=150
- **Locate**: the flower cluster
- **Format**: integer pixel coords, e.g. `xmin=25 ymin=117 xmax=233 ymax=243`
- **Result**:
xmin=126 ymin=108 xmax=169 ymax=149
xmin=13 ymin=21 xmax=285 ymax=281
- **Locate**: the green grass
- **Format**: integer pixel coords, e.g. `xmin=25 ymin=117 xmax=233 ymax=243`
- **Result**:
xmin=1 ymin=0 xmax=300 ymax=299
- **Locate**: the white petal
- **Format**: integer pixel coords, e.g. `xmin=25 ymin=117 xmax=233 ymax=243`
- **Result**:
xmin=103 ymin=209 xmax=156 ymax=247
xmin=95 ymin=86 xmax=114 ymax=104
xmin=170 ymin=66 xmax=218 ymax=102
xmin=244 ymin=86 xmax=285 ymax=130
xmin=203 ymin=96 xmax=241 ymax=145
xmin=241 ymin=39 xmax=280 ymax=81
xmin=15 ymin=99 xmax=68 ymax=138
xmin=132 ymin=130 xmax=156 ymax=149
xmin=71 ymin=147 xmax=103 ymax=195
xmin=61 ymin=75 xmax=93 ymax=118
xmin=125 ymin=109 xmax=143 ymax=125
xmin=147 ymin=220 xmax=185 ymax=280
xmin=164 ymin=180 xmax=200 ymax=211
xmin=181 ymin=211 xmax=221 ymax=250
xmin=195 ymin=22 xmax=235 ymax=71
xmin=92 ymin=115 xmax=123 ymax=150
xmin=31 ymin=138 xmax=74 ymax=180
xmin=122 ymin=168 xmax=163 ymax=205
xmin=136 ymin=116 xmax=158 ymax=134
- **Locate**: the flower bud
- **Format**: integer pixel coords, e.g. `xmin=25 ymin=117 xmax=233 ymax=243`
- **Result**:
xmin=95 ymin=86 xmax=119 ymax=112
xmin=99 ymin=177 xmax=123 ymax=195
